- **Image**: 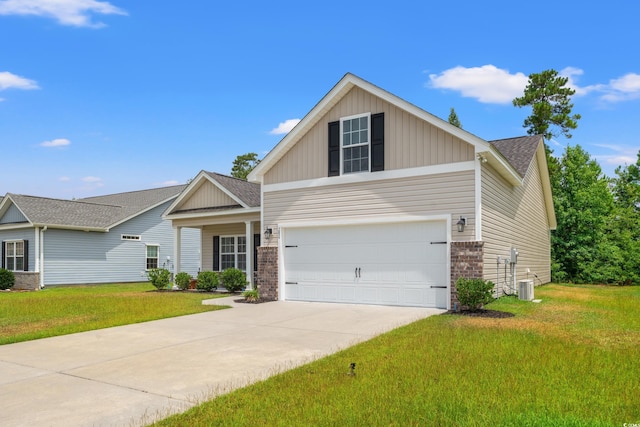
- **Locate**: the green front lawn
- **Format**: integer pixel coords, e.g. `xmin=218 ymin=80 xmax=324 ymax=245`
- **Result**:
xmin=153 ymin=284 xmax=640 ymax=426
xmin=0 ymin=282 xmax=229 ymax=345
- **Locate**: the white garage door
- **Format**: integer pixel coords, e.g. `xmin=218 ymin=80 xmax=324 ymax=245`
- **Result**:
xmin=283 ymin=221 xmax=448 ymax=308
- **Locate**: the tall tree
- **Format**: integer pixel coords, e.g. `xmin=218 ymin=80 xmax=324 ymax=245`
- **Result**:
xmin=448 ymin=107 xmax=462 ymax=128
xmin=231 ymin=152 xmax=261 ymax=180
xmin=551 ymin=145 xmax=615 ymax=283
xmin=513 ymin=69 xmax=581 ymax=142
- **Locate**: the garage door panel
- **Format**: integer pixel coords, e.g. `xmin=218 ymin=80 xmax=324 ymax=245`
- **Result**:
xmin=283 ymin=222 xmax=448 ymax=308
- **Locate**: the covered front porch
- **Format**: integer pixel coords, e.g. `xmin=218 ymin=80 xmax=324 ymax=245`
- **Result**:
xmin=163 ymin=171 xmax=262 ymax=289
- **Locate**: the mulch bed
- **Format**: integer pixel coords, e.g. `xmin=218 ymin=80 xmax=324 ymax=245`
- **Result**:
xmin=233 ymin=298 xmax=274 ymax=304
xmin=443 ymin=309 xmax=515 ymax=318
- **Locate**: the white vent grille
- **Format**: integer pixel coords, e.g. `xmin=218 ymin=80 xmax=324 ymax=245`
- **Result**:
xmin=121 ymin=234 xmax=141 ymax=241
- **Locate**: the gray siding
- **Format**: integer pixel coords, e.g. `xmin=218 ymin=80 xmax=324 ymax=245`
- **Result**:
xmin=481 ymin=151 xmax=552 ymax=294
xmin=0 ymin=228 xmax=36 ymax=271
xmin=0 ymin=204 xmax=28 ymax=224
xmin=42 ymin=201 xmax=201 ymax=285
xmin=263 ymin=170 xmax=475 ymax=246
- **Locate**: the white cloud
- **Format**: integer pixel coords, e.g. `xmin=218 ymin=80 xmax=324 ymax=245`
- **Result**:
xmin=40 ymin=138 xmax=71 ymax=148
xmin=269 ymin=118 xmax=301 ymax=135
xmin=82 ymin=176 xmax=103 ymax=183
xmin=0 ymin=71 xmax=39 ymax=91
xmin=428 ymin=65 xmax=529 ymax=104
xmin=592 ymin=143 xmax=638 ymax=171
xmin=160 ymin=180 xmax=179 ymax=186
xmin=599 ymin=73 xmax=640 ymax=103
xmin=0 ymin=0 xmax=127 ymax=28
xmin=58 ymin=176 xmax=71 ymax=182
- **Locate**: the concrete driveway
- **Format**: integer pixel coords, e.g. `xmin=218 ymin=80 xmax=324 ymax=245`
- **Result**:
xmin=0 ymin=297 xmax=444 ymax=427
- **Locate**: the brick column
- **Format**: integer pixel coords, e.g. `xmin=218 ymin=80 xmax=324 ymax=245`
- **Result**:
xmin=450 ymin=241 xmax=484 ymax=308
xmin=257 ymin=246 xmax=278 ymax=301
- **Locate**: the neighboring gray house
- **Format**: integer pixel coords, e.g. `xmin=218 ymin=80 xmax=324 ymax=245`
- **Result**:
xmin=0 ymin=186 xmax=201 ymax=289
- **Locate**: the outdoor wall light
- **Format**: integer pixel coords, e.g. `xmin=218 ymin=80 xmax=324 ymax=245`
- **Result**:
xmin=456 ymin=217 xmax=466 ymax=233
xmin=264 ymin=227 xmax=273 ymax=240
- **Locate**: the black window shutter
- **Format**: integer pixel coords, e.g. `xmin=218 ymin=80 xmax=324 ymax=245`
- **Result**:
xmin=23 ymin=240 xmax=29 ymax=271
xmin=371 ymin=112 xmax=385 ymax=172
xmin=1 ymin=241 xmax=5 ymax=269
xmin=213 ymin=236 xmax=220 ymax=271
xmin=328 ymin=121 xmax=340 ymax=176
xmin=253 ymin=233 xmax=260 ymax=272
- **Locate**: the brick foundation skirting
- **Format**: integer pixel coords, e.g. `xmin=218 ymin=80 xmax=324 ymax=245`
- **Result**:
xmin=450 ymin=241 xmax=484 ymax=308
xmin=12 ymin=272 xmax=40 ymax=291
xmin=256 ymin=246 xmax=278 ymax=301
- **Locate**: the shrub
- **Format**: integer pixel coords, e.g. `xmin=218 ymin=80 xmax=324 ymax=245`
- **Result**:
xmin=174 ymin=272 xmax=193 ymax=290
xmin=242 ymin=288 xmax=259 ymax=302
xmin=147 ymin=268 xmax=171 ymax=290
xmin=456 ymin=277 xmax=495 ymax=311
xmin=220 ymin=268 xmax=248 ymax=293
xmin=0 ymin=268 xmax=15 ymax=290
xmin=197 ymin=271 xmax=219 ymax=292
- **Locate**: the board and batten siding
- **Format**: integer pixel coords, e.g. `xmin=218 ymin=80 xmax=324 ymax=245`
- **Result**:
xmin=175 ymin=180 xmax=238 ymax=211
xmin=264 ymin=86 xmax=475 ymax=185
xmin=481 ymin=153 xmax=552 ymax=293
xmin=263 ymin=170 xmax=475 ymax=245
xmin=0 ymin=204 xmax=28 ymax=224
xmin=0 ymin=228 xmax=36 ymax=271
xmin=42 ymin=201 xmax=201 ymax=285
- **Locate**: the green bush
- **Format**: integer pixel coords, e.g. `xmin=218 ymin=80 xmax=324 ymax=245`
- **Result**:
xmin=147 ymin=268 xmax=171 ymax=290
xmin=456 ymin=277 xmax=495 ymax=311
xmin=174 ymin=272 xmax=193 ymax=290
xmin=0 ymin=268 xmax=15 ymax=290
xmin=197 ymin=271 xmax=219 ymax=292
xmin=220 ymin=268 xmax=248 ymax=293
xmin=242 ymin=288 xmax=259 ymax=302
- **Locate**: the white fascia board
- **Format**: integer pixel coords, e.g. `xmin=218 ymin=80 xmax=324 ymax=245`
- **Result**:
xmin=0 ymin=223 xmax=34 ymax=231
xmin=536 ymin=143 xmax=557 ymax=230
xmin=164 ymin=206 xmax=261 ymax=221
xmin=477 ymin=146 xmax=524 ymax=187
xmin=163 ymin=170 xmax=207 ymax=217
xmin=32 ymin=223 xmax=108 ymax=232
xmin=263 ymin=161 xmax=475 ymax=193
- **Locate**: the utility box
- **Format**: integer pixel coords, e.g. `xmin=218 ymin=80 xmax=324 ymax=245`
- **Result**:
xmin=518 ymin=280 xmax=534 ymax=301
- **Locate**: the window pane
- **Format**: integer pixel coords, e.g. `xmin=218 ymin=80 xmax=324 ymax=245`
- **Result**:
xmin=16 ymin=257 xmax=23 ymax=271
xmin=362 ymin=145 xmax=369 ymax=157
xmin=352 ymin=131 xmax=360 ymax=144
xmin=361 ymin=130 xmax=368 ymax=143
xmin=221 ymin=237 xmax=235 ymax=254
xmin=7 ymin=258 xmax=14 ymax=271
xmin=351 ymin=118 xmax=359 ymax=131
xmin=146 ymin=258 xmax=158 ymax=270
xmin=7 ymin=243 xmax=14 ymax=257
xmin=360 ymin=116 xmax=368 ymax=130
xmin=15 ymin=242 xmax=24 ymax=256
xmin=238 ymin=254 xmax=247 ymax=271
xmin=221 ymin=254 xmax=235 ymax=270
xmin=343 ymin=120 xmax=350 ymax=132
xmin=146 ymin=246 xmax=158 ymax=257
xmin=343 ymin=133 xmax=351 ymax=146
xmin=344 ymin=160 xmax=352 ymax=173
xmin=238 ymin=236 xmax=246 ymax=253
xmin=361 ymin=159 xmax=368 ymax=171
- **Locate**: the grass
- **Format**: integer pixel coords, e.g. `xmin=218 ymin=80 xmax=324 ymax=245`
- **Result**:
xmin=0 ymin=282 xmax=229 ymax=345
xmin=152 ymin=284 xmax=640 ymax=427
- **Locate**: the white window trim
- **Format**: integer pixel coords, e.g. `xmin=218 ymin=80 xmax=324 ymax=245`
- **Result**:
xmin=340 ymin=112 xmax=371 ymax=175
xmin=145 ymin=244 xmax=160 ymax=271
xmin=219 ymin=235 xmax=247 ymax=271
xmin=4 ymin=240 xmax=25 ymax=272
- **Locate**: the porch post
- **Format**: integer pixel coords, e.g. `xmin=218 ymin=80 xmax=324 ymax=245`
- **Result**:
xmin=245 ymin=220 xmax=254 ymax=289
xmin=173 ymin=226 xmax=181 ymax=276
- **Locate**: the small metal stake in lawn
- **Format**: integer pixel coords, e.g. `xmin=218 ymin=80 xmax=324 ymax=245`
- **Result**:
xmin=348 ymin=362 xmax=356 ymax=376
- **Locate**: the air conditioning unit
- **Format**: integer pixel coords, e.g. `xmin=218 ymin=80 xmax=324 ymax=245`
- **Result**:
xmin=518 ymin=280 xmax=534 ymax=301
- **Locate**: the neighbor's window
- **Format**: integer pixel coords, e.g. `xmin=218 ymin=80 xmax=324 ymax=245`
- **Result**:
xmin=220 ymin=236 xmax=247 ymax=271
xmin=146 ymin=245 xmax=159 ymax=270
xmin=5 ymin=241 xmax=24 ymax=271
xmin=342 ymin=114 xmax=370 ymax=174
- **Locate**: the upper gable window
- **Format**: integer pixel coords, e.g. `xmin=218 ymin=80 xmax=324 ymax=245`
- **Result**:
xmin=341 ymin=114 xmax=370 ymax=174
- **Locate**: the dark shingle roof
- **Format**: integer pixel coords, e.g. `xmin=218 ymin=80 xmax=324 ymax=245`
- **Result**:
xmin=489 ymin=135 xmax=542 ymax=178
xmin=4 ymin=185 xmax=185 ymax=230
xmin=205 ymin=172 xmax=261 ymax=207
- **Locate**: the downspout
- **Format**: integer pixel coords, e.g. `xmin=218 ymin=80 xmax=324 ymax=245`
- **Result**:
xmin=39 ymin=226 xmax=47 ymax=288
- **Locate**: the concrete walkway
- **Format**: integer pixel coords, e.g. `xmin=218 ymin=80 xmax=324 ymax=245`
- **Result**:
xmin=0 ymin=297 xmax=444 ymax=427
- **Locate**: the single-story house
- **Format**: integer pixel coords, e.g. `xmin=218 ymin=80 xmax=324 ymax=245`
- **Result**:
xmin=0 ymin=185 xmax=200 ymax=289
xmin=166 ymin=73 xmax=555 ymax=310
xmin=163 ymin=171 xmax=262 ymax=288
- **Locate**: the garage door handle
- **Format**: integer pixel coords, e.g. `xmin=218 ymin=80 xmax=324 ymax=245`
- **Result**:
xmin=430 ymin=285 xmax=447 ymax=288
xmin=430 ymin=241 xmax=447 ymax=244
xmin=285 ymin=281 xmax=298 ymax=285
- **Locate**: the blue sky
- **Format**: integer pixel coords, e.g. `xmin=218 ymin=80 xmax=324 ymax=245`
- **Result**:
xmin=1 ymin=0 xmax=639 ymax=199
